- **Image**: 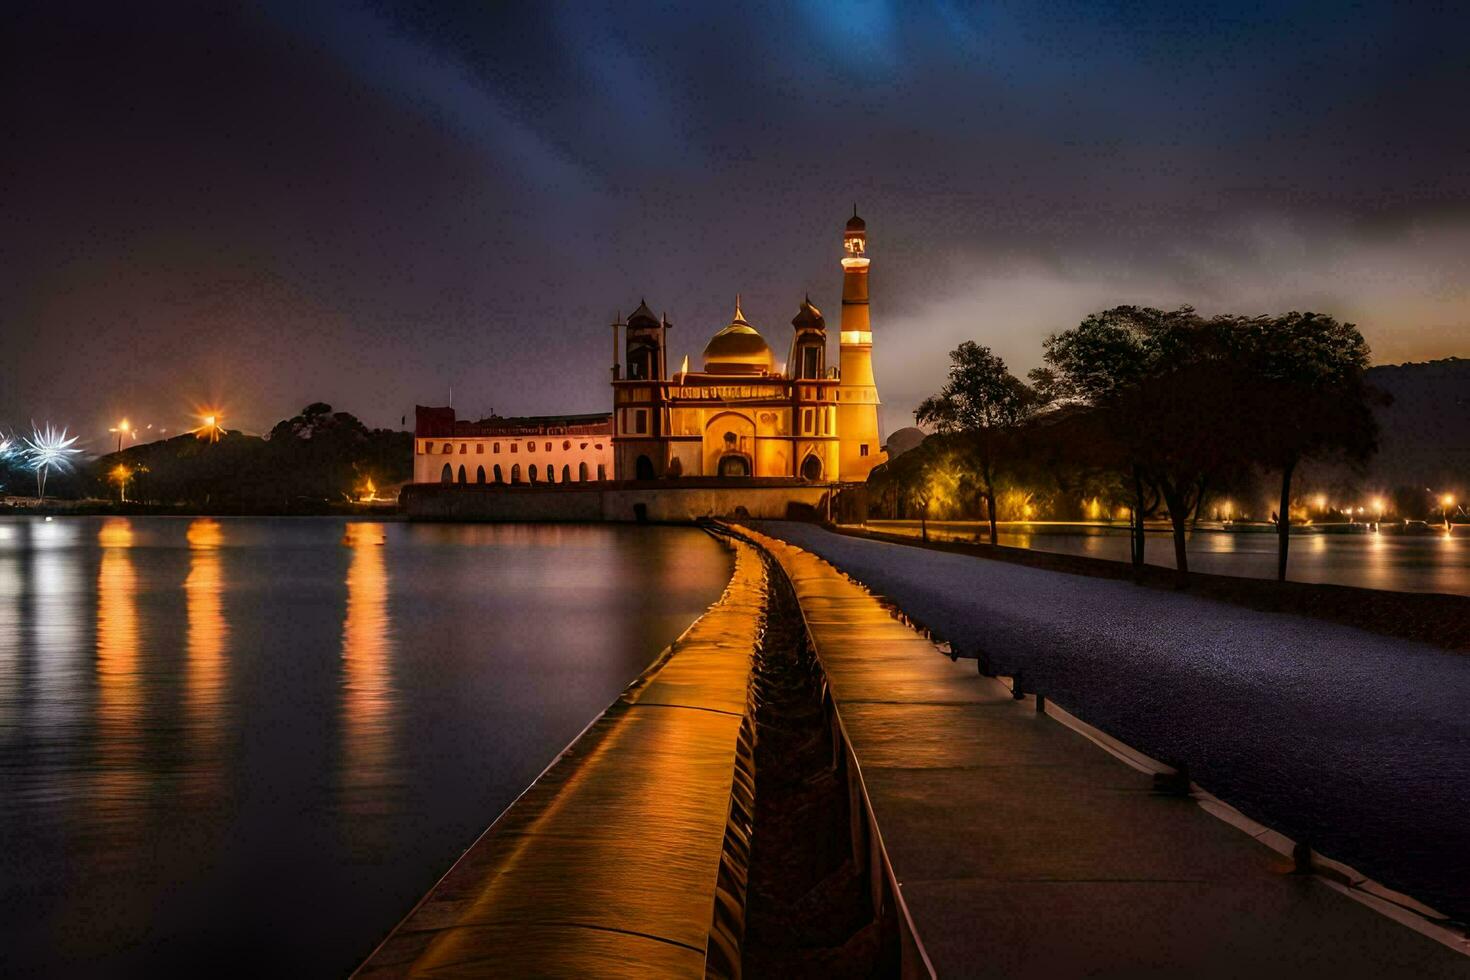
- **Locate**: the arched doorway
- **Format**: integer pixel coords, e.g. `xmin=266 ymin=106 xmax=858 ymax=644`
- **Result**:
xmin=547 ymin=466 xmax=556 ymax=484
xmin=561 ymin=464 xmax=571 ymax=483
xmin=440 ymin=463 xmax=452 ymax=483
xmin=703 ymin=412 xmax=756 ymax=477
xmin=801 ymin=454 xmax=822 ymax=481
xmin=635 ymin=455 xmax=655 ymax=480
xmin=511 ymin=464 xmax=521 ymax=483
xmin=578 ymin=462 xmax=589 ymax=482
xmin=457 ymin=464 xmax=467 ymax=484
xmin=529 ymin=464 xmax=538 ymax=482
xmin=718 ymin=454 xmax=751 ymax=478
xmin=494 ymin=464 xmax=504 ymax=483
xmin=476 ymin=465 xmax=486 ymax=484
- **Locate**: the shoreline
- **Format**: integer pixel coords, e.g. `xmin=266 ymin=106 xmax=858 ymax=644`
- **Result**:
xmin=835 ymin=523 xmax=1470 ymax=651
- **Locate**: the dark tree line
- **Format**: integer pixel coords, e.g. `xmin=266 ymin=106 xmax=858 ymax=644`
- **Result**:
xmin=83 ymin=403 xmax=411 ymax=510
xmin=869 ymin=307 xmax=1381 ymax=587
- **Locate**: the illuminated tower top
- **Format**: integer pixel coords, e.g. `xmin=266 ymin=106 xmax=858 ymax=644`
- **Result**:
xmin=843 ymin=206 xmax=867 ymax=264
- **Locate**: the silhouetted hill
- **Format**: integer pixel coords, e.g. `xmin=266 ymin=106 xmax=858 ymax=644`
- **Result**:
xmin=1363 ymin=358 xmax=1470 ymax=489
xmin=91 ymin=404 xmax=410 ymax=510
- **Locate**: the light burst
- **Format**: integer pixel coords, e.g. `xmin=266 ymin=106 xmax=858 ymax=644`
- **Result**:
xmin=23 ymin=423 xmax=83 ymax=501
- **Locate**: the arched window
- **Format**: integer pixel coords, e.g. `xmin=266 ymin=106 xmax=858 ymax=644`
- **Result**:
xmin=494 ymin=464 xmax=504 ymax=483
xmin=511 ymin=464 xmax=521 ymax=483
xmin=442 ymin=443 xmax=453 ymax=454
xmin=545 ymin=442 xmax=552 ymax=451
xmin=493 ymin=442 xmax=500 ymax=453
xmin=457 ymin=464 xmax=467 ymax=483
xmin=578 ymin=462 xmax=589 ymax=482
xmin=529 ymin=464 xmax=538 ymax=482
xmin=635 ymin=455 xmax=655 ymax=480
xmin=561 ymin=464 xmax=570 ymax=483
xmin=563 ymin=440 xmax=571 ymax=450
xmin=476 ymin=465 xmax=486 ymax=484
xmin=801 ymin=454 xmax=822 ymax=481
xmin=440 ymin=462 xmax=452 ymax=483
xmin=718 ymin=455 xmax=750 ymax=478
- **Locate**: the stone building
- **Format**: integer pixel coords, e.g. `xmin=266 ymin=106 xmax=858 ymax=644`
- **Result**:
xmin=412 ymin=408 xmax=613 ymax=486
xmin=411 ymin=209 xmax=885 ymax=488
xmin=609 ymin=210 xmax=885 ymax=482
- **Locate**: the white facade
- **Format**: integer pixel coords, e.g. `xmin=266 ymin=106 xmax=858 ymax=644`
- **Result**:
xmin=413 ymin=429 xmax=613 ymax=486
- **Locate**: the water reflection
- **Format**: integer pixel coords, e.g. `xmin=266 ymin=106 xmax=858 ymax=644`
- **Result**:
xmin=185 ymin=519 xmax=228 ymax=787
xmin=29 ymin=521 xmax=86 ymax=738
xmin=0 ymin=517 xmax=733 ymax=975
xmin=341 ymin=522 xmax=396 ymax=822
xmin=0 ymin=549 xmax=19 ymax=735
xmin=864 ymin=521 xmax=1470 ymax=595
xmin=95 ymin=518 xmax=144 ymax=813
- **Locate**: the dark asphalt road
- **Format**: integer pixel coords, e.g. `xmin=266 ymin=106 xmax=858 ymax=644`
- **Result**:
xmin=756 ymin=522 xmax=1470 ymax=924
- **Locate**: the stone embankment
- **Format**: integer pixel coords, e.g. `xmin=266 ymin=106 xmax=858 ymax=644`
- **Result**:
xmin=355 ymin=527 xmax=890 ymax=977
xmin=359 ymin=521 xmax=1467 ymax=977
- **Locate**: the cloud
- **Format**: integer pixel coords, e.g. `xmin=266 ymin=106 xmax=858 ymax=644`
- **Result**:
xmin=875 ymin=212 xmax=1470 ymax=432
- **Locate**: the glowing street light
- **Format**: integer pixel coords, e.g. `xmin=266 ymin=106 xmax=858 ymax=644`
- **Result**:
xmin=195 ymin=412 xmax=225 ymax=443
xmin=1443 ymin=493 xmax=1458 ymax=530
xmin=110 ymin=463 xmax=133 ymax=503
xmin=108 ymin=418 xmax=133 ymax=454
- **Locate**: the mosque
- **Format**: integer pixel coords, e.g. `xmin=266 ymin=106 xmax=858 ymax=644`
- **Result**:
xmin=412 ymin=210 xmax=885 ymax=486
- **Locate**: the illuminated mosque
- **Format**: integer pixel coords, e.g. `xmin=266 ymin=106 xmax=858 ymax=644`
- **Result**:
xmin=413 ymin=211 xmax=885 ymax=485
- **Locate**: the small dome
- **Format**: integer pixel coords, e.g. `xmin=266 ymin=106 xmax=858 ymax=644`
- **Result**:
xmin=846 ymin=206 xmax=866 ymax=233
xmin=792 ymin=295 xmax=824 ymax=330
xmin=702 ymin=299 xmax=774 ymax=375
xmin=627 ymin=298 xmax=659 ymax=328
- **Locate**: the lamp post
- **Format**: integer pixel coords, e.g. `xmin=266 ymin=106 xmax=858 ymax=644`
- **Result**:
xmin=109 ymin=418 xmax=132 ymax=454
xmin=1443 ymin=494 xmax=1457 ymax=531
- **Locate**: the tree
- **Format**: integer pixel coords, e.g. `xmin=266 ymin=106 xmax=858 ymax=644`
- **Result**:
xmin=915 ymin=342 xmax=1037 ymax=545
xmin=1034 ymin=307 xmax=1191 ymax=573
xmin=1227 ymin=313 xmax=1379 ymax=581
xmin=1037 ymin=306 xmax=1259 ymax=586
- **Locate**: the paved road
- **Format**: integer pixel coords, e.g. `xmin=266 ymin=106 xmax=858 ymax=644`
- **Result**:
xmin=755 ymin=522 xmax=1470 ymax=924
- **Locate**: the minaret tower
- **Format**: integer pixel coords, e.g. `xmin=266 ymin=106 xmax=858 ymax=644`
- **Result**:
xmin=836 ymin=207 xmax=884 ymax=481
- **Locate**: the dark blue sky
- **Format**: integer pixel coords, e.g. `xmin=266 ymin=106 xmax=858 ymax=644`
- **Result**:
xmin=3 ymin=1 xmax=1467 ymax=442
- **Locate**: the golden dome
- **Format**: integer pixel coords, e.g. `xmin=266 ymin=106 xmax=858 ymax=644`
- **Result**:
xmin=702 ymin=298 xmax=775 ymax=375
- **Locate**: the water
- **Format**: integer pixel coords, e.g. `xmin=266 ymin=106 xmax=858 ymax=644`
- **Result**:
xmin=0 ymin=516 xmax=733 ymax=976
xmin=865 ymin=521 xmax=1469 ymax=595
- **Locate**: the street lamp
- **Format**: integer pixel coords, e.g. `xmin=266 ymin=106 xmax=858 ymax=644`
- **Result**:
xmin=1443 ymin=493 xmax=1457 ymax=530
xmin=196 ymin=412 xmax=224 ymax=443
xmin=108 ymin=418 xmax=132 ymax=453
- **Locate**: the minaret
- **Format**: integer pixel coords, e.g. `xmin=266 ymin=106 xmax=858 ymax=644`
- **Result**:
xmin=836 ymin=207 xmax=884 ymax=481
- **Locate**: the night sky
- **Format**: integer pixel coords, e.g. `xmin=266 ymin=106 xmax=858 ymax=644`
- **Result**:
xmin=3 ymin=2 xmax=1467 ymax=444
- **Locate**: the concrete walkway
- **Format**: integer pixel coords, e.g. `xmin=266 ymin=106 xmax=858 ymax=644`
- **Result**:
xmin=741 ymin=525 xmax=1468 ymax=978
xmin=755 ymin=521 xmax=1470 ymax=925
xmin=356 ymin=537 xmax=762 ymax=978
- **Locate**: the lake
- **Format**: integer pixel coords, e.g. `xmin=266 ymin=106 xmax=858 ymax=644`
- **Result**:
xmin=0 ymin=516 xmax=733 ymax=976
xmin=862 ymin=520 xmax=1469 ymax=596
